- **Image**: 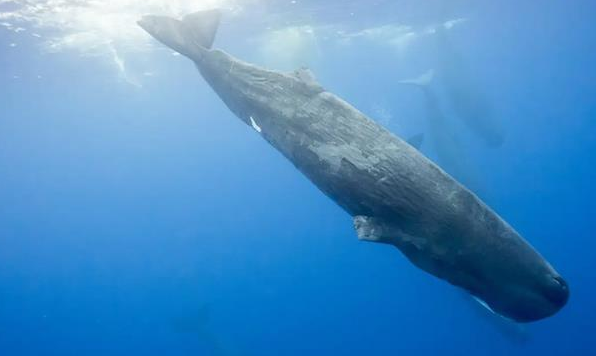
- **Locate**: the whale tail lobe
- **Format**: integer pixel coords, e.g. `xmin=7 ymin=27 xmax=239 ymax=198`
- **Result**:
xmin=138 ymin=10 xmax=221 ymax=59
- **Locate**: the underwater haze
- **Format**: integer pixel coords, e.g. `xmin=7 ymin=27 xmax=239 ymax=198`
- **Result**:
xmin=1 ymin=0 xmax=594 ymax=355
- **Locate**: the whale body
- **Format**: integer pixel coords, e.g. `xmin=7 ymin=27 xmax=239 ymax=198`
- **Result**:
xmin=138 ymin=10 xmax=568 ymax=322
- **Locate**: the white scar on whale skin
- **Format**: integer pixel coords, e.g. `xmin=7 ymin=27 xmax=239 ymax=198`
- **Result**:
xmin=473 ymin=296 xmax=514 ymax=322
xmin=249 ymin=116 xmax=262 ymax=133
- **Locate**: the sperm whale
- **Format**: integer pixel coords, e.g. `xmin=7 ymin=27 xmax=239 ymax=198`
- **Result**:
xmin=138 ymin=10 xmax=568 ymax=322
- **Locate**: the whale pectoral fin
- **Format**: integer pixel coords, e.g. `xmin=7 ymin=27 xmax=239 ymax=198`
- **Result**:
xmin=353 ymin=216 xmax=396 ymax=244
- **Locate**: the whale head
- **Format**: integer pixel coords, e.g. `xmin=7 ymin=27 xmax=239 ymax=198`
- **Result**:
xmin=495 ymin=267 xmax=569 ymax=322
xmin=471 ymin=242 xmax=569 ymax=323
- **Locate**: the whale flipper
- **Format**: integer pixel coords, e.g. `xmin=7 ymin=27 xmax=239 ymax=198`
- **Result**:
xmin=354 ymin=216 xmax=428 ymax=253
xmin=354 ymin=216 xmax=398 ymax=244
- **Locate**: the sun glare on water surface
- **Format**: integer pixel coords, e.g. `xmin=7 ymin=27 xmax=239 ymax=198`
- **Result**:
xmin=0 ymin=0 xmax=465 ymax=87
xmin=0 ymin=0 xmax=244 ymax=54
xmin=0 ymin=0 xmax=253 ymax=85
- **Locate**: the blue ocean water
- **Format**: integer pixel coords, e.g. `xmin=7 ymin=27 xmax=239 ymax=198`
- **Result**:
xmin=0 ymin=0 xmax=594 ymax=355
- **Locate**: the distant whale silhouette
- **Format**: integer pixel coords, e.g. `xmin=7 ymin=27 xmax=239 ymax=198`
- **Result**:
xmin=399 ymin=69 xmax=476 ymax=188
xmin=138 ymin=10 xmax=568 ymax=322
xmin=435 ymin=25 xmax=505 ymax=147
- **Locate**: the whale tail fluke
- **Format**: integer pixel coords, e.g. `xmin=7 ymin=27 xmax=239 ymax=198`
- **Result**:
xmin=138 ymin=10 xmax=221 ymax=59
xmin=182 ymin=10 xmax=222 ymax=49
xmin=399 ymin=69 xmax=434 ymax=87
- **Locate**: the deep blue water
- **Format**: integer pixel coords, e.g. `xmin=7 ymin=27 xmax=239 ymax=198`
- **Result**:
xmin=1 ymin=1 xmax=595 ymax=355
